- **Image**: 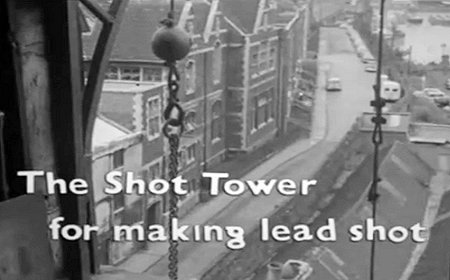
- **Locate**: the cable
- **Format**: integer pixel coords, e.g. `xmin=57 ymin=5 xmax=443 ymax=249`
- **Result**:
xmin=368 ymin=0 xmax=387 ymax=280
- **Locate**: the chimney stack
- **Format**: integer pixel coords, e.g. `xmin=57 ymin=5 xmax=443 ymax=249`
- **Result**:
xmin=266 ymin=262 xmax=283 ymax=280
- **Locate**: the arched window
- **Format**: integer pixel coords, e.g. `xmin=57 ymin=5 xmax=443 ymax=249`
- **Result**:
xmin=213 ymin=41 xmax=222 ymax=84
xmin=185 ymin=60 xmax=196 ymax=94
xmin=211 ymin=101 xmax=223 ymax=141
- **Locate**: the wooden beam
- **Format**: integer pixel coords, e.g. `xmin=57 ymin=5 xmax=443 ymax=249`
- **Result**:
xmin=81 ymin=0 xmax=129 ymax=273
xmin=82 ymin=0 xmax=129 ymax=149
xmin=80 ymin=0 xmax=114 ymax=24
xmin=43 ymin=0 xmax=91 ymax=279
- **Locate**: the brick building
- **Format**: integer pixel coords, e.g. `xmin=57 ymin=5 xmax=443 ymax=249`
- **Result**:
xmin=83 ymin=0 xmax=310 ymax=265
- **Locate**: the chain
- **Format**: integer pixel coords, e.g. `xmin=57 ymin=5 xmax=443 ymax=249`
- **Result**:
xmin=163 ymin=62 xmax=184 ymax=280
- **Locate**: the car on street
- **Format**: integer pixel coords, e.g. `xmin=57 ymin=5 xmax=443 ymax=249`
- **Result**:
xmin=326 ymin=77 xmax=342 ymax=91
xmin=281 ymin=260 xmax=313 ymax=280
xmin=362 ymin=56 xmax=376 ymax=64
xmin=423 ymin=88 xmax=446 ymax=98
xmin=365 ymin=63 xmax=377 ymax=72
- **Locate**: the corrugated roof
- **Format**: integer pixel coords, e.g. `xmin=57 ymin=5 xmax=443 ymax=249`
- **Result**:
xmin=83 ymin=0 xmax=211 ymax=61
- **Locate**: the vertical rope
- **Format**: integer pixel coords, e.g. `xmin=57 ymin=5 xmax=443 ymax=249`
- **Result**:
xmin=368 ymin=1 xmax=387 ymax=280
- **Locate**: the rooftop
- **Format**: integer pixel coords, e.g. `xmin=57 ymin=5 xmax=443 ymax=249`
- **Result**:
xmin=92 ymin=115 xmax=131 ymax=149
xmin=408 ymin=122 xmax=450 ymax=144
xmin=82 ymin=0 xmax=211 ymax=62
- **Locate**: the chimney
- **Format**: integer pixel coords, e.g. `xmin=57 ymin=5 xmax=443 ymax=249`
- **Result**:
xmin=266 ymin=262 xmax=283 ymax=280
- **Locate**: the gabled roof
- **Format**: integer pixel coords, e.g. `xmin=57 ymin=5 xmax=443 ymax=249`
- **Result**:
xmin=83 ymin=0 xmax=211 ymax=62
xmin=218 ymin=0 xmax=260 ymax=34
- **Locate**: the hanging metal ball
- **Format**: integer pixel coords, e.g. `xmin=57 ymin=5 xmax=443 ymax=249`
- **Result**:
xmin=151 ymin=20 xmax=192 ymax=62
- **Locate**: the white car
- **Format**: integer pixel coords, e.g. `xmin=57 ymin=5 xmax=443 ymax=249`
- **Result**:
xmin=423 ymin=88 xmax=446 ymax=98
xmin=365 ymin=64 xmax=377 ymax=72
xmin=326 ymin=77 xmax=342 ymax=91
xmin=281 ymin=260 xmax=313 ymax=280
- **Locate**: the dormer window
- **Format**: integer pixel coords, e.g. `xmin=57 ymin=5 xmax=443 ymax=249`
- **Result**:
xmin=213 ymin=41 xmax=222 ymax=84
xmin=262 ymin=13 xmax=269 ymax=29
xmin=214 ymin=17 xmax=221 ymax=32
xmin=186 ymin=21 xmax=195 ymax=36
xmin=185 ymin=60 xmax=196 ymax=95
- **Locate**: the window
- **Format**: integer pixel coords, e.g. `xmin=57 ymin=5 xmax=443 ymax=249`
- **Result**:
xmin=112 ymin=149 xmax=124 ymax=169
xmin=105 ymin=66 xmax=119 ymax=80
xmin=211 ymin=101 xmax=223 ymax=141
xmin=262 ymin=13 xmax=269 ymax=29
xmin=143 ymin=67 xmax=163 ymax=82
xmin=186 ymin=144 xmax=196 ymax=164
xmin=148 ymin=162 xmax=161 ymax=180
xmin=269 ymin=47 xmax=276 ymax=69
xmin=259 ymin=41 xmax=269 ymax=72
xmin=120 ymin=66 xmax=140 ymax=81
xmin=146 ymin=97 xmax=161 ymax=140
xmin=250 ymin=50 xmax=259 ymax=77
xmin=253 ymin=97 xmax=259 ymax=130
xmin=213 ymin=42 xmax=222 ymax=84
xmin=184 ymin=112 xmax=197 ymax=134
xmin=111 ymin=149 xmax=125 ymax=224
xmin=252 ymin=89 xmax=275 ymax=130
xmin=185 ymin=60 xmax=196 ymax=94
xmin=186 ymin=21 xmax=195 ymax=36
xmin=214 ymin=17 xmax=221 ymax=32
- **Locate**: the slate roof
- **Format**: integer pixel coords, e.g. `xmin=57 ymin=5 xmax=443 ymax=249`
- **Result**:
xmin=82 ymin=0 xmax=211 ymax=62
xmin=218 ymin=0 xmax=260 ymax=34
xmin=317 ymin=141 xmax=436 ymax=280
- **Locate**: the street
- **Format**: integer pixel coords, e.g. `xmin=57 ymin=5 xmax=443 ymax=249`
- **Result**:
xmin=251 ymin=26 xmax=374 ymax=280
xmin=93 ymin=26 xmax=376 ymax=280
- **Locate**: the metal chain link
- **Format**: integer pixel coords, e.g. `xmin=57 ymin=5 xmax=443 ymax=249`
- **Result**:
xmin=163 ymin=62 xmax=184 ymax=280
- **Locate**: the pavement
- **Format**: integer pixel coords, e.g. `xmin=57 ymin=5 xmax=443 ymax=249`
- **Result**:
xmin=94 ymin=25 xmax=373 ymax=280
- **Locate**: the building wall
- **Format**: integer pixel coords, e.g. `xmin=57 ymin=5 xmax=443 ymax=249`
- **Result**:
xmin=91 ymin=133 xmax=145 ymax=265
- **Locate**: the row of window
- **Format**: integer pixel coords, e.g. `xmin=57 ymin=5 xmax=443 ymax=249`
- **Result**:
xmin=102 ymin=43 xmax=222 ymax=89
xmin=105 ymin=65 xmax=163 ymax=82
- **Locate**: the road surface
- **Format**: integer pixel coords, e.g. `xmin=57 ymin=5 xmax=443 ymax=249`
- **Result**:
xmin=251 ymin=26 xmax=374 ymax=280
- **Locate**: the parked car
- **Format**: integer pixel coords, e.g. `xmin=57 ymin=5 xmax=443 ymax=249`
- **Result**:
xmin=326 ymin=77 xmax=342 ymax=91
xmin=365 ymin=63 xmax=377 ymax=73
xmin=362 ymin=57 xmax=376 ymax=64
xmin=281 ymin=260 xmax=313 ymax=280
xmin=423 ymin=88 xmax=446 ymax=98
